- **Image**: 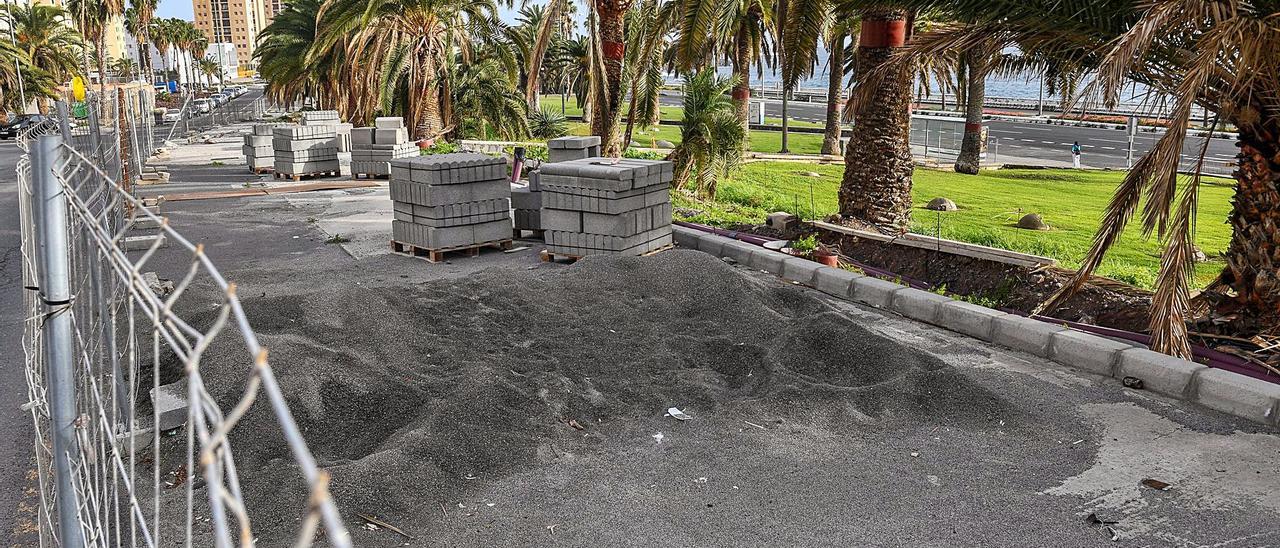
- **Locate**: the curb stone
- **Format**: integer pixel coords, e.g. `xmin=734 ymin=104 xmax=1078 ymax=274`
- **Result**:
xmin=670 ymin=225 xmax=1279 ymax=426
xmin=1117 ymin=348 xmax=1206 ymax=399
xmin=781 ymin=257 xmax=824 ymax=285
xmin=1194 ymin=368 xmax=1280 ymax=424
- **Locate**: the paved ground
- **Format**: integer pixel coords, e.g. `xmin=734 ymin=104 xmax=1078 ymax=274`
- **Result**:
xmin=0 ymin=140 xmax=39 ymax=546
xmin=660 ymin=93 xmax=1240 ymax=176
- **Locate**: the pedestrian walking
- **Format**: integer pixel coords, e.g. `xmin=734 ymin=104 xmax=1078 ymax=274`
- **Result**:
xmin=1071 ymin=141 xmax=1082 ymax=169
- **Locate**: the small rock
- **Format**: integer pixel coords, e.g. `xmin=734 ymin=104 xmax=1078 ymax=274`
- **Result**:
xmin=1016 ymin=213 xmax=1051 ymax=230
xmin=797 ymin=171 xmax=821 ymax=178
xmin=766 ymin=211 xmax=799 ymax=231
xmin=654 ymin=140 xmax=675 ymax=149
xmin=1192 ymin=247 xmax=1209 ymax=262
xmin=142 ymin=272 xmax=175 ymax=297
xmin=925 ymin=197 xmax=958 ymax=211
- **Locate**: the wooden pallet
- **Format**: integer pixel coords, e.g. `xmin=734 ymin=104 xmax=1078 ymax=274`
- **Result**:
xmin=250 ymin=166 xmax=273 ymax=174
xmin=274 ymin=170 xmax=338 ymax=181
xmin=540 ymin=244 xmax=673 ymax=264
xmin=391 ymin=238 xmax=513 ymax=263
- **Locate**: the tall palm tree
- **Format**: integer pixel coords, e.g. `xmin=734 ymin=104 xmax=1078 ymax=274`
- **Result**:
xmin=588 ymin=0 xmax=636 ymax=156
xmin=836 ymin=7 xmax=916 ymax=231
xmin=312 ymin=0 xmax=503 ymax=139
xmin=256 ymin=0 xmax=321 ymax=105
xmin=2 ymin=3 xmax=83 ymax=113
xmin=671 ymin=0 xmax=774 ymax=139
xmin=521 ymin=0 xmax=569 ymax=110
xmin=125 ymin=0 xmax=157 ymax=83
xmin=149 ymin=17 xmax=176 ymax=87
xmin=66 ymin=0 xmax=110 ymax=92
xmin=852 ymin=0 xmax=1280 ymax=359
xmin=621 ymin=0 xmax=668 ymax=147
xmin=670 ymin=69 xmax=745 ymax=198
xmin=449 ymin=55 xmax=530 ymax=139
xmin=819 ymin=17 xmax=856 ymax=155
xmin=0 ymin=40 xmax=33 ymax=118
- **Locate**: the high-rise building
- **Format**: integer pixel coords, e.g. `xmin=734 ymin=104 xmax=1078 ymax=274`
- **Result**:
xmin=192 ymin=0 xmax=269 ymax=74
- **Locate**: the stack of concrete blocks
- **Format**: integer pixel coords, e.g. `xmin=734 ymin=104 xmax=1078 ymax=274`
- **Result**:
xmin=548 ymin=136 xmax=602 ymax=163
xmin=511 ymin=171 xmax=541 ymax=237
xmin=272 ymin=124 xmax=340 ymax=178
xmin=389 ymin=153 xmax=512 ymax=254
xmin=539 ymin=157 xmax=674 ymax=257
xmin=243 ymin=123 xmax=287 ymax=172
xmin=351 ymin=117 xmax=417 ymax=178
xmin=301 ymin=110 xmax=352 ymax=151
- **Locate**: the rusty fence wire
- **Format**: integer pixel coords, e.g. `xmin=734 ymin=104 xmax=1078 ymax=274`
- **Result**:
xmin=16 ymin=90 xmax=351 ymax=548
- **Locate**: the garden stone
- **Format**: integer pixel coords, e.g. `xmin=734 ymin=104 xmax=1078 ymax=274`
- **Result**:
xmin=1016 ymin=213 xmax=1050 ymax=230
xmin=655 ymin=140 xmax=675 ymax=149
xmin=926 ymin=197 xmax=958 ymax=211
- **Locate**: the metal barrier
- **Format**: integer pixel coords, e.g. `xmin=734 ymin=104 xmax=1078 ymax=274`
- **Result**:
xmin=16 ymin=93 xmax=351 ymax=547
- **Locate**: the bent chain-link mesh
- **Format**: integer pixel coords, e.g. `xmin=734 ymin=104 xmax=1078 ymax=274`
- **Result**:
xmin=18 ymin=91 xmax=351 ymax=548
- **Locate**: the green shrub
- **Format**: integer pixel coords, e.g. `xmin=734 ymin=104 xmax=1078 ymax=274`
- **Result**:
xmin=421 ymin=141 xmax=458 ymax=155
xmin=529 ymin=107 xmax=569 ymax=139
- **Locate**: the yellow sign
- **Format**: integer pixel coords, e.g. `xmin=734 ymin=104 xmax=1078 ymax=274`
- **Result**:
xmin=71 ymin=76 xmax=86 ymax=101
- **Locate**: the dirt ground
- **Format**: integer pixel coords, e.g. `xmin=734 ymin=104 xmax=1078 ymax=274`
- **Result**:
xmin=126 ymin=154 xmax=1279 ymax=547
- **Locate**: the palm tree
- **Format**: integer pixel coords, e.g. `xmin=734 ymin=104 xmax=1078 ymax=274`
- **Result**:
xmin=621 ymin=0 xmax=668 ymax=147
xmin=520 ymin=0 xmax=569 ymax=110
xmin=66 ymin=0 xmax=109 ymax=92
xmin=2 ymin=3 xmax=83 ymax=113
xmin=588 ymin=0 xmax=636 ymax=156
xmin=449 ymin=56 xmax=530 ymax=140
xmin=110 ymin=56 xmax=138 ymax=81
xmin=836 ymin=7 xmax=916 ymax=232
xmin=819 ymin=18 xmax=856 ymax=155
xmin=125 ymin=0 xmax=157 ymax=84
xmin=149 ymin=18 xmax=176 ymax=87
xmin=185 ymin=24 xmax=208 ymax=90
xmin=255 ymin=0 xmax=321 ymax=105
xmin=671 ymin=0 xmax=774 ymax=139
xmin=312 ymin=0 xmax=503 ymax=139
xmin=0 ymin=40 xmax=33 ymax=118
xmin=669 ymin=69 xmax=745 ymax=199
xmin=853 ymin=0 xmax=1280 ymax=359
xmin=196 ymin=57 xmax=220 ymax=88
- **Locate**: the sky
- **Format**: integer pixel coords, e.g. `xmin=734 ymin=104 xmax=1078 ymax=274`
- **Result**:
xmin=153 ymin=1 xmax=577 ymax=23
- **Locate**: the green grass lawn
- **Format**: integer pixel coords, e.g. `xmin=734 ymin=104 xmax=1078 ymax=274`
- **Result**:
xmin=564 ymin=120 xmax=829 ymax=155
xmin=676 ymin=163 xmax=1235 ymax=289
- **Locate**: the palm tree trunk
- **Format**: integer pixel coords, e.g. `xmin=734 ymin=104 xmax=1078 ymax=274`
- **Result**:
xmin=591 ymin=0 xmax=631 ymax=156
xmin=96 ymin=39 xmax=109 ymax=94
xmin=412 ymin=57 xmax=444 ymax=141
xmin=837 ymin=8 xmax=914 ymax=232
xmin=1219 ymin=116 xmax=1280 ymax=334
xmin=955 ymin=60 xmax=966 ymax=112
xmin=820 ymin=29 xmax=845 ymax=156
xmin=732 ymin=24 xmax=752 ymax=143
xmin=954 ymin=51 xmax=985 ymax=175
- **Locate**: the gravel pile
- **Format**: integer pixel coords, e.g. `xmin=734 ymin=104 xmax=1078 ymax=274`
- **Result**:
xmin=162 ymin=250 xmax=1013 ymax=545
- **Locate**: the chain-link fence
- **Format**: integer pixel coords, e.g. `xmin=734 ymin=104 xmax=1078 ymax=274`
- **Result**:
xmin=17 ymin=90 xmax=351 ymax=547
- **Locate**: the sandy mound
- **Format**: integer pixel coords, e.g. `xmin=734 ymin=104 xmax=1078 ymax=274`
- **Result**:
xmin=161 ymin=250 xmax=1013 ymax=544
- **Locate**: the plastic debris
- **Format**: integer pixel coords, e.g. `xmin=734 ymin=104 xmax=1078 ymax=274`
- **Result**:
xmin=666 ymin=407 xmax=692 ymax=421
xmin=652 ymin=432 xmax=664 ymax=444
xmin=1122 ymin=376 xmax=1145 ymax=389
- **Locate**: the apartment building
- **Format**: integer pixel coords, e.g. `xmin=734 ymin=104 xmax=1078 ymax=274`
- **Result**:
xmin=192 ymin=0 xmax=269 ymax=74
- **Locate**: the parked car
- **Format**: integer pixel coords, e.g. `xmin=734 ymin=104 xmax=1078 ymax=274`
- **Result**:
xmin=161 ymin=108 xmax=182 ymax=123
xmin=0 ymin=114 xmax=50 ymax=139
xmin=193 ymin=98 xmax=212 ymax=113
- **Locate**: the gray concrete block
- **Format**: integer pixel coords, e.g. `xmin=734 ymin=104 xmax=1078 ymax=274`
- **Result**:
xmin=389 ymin=179 xmax=510 ymax=206
xmin=781 ymin=257 xmax=824 ymax=285
xmin=273 ymin=125 xmax=334 ymax=139
xmin=1049 ymin=329 xmax=1131 ymax=376
xmin=513 ymin=209 xmax=541 ymax=231
xmin=541 ymin=208 xmax=582 ymax=232
xmin=813 ymin=267 xmax=861 ymax=298
xmin=890 ymin=288 xmax=953 ymax=324
xmin=720 ymin=240 xmax=757 ymax=264
xmin=275 ymin=148 xmax=338 ymax=162
xmin=991 ymin=315 xmax=1068 ymax=357
xmin=374 ymin=117 xmax=405 ymax=129
xmin=375 ymin=127 xmax=409 ymax=145
xmin=123 ymin=234 xmax=167 ymax=251
xmin=673 ymin=226 xmax=699 ymax=249
xmin=242 ymin=145 xmax=272 ymax=157
xmin=243 ymin=134 xmax=271 ymax=147
xmin=1194 ymin=368 xmax=1280 ymax=424
xmin=692 ymin=231 xmax=726 ymax=256
xmin=936 ymin=300 xmax=1008 ymax=341
xmin=253 ymin=123 xmax=290 ymax=136
xmin=541 ymin=187 xmax=669 ymax=215
xmin=272 ymin=138 xmax=333 ymax=152
xmin=547 ymin=135 xmax=601 ymax=150
xmin=150 ymin=380 xmax=188 ymax=431
xmin=748 ymin=247 xmax=787 ymax=275
xmin=351 ymin=127 xmax=374 ymax=145
xmin=1117 ymin=348 xmax=1206 ymax=398
xmin=545 ymin=226 xmax=671 ymax=253
xmin=850 ymin=276 xmax=904 ymax=309
xmin=510 ymin=187 xmax=541 ymax=210
xmin=393 ymin=219 xmax=511 ymax=250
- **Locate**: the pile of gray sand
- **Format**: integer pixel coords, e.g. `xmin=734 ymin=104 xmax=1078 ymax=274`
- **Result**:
xmin=159 ymin=250 xmax=1014 ymax=545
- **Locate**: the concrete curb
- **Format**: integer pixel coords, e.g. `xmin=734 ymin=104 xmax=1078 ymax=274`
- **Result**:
xmin=672 ymin=225 xmax=1280 ymax=427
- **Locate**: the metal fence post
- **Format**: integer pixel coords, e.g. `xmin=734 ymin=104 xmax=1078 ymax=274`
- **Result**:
xmin=32 ymin=134 xmax=85 ymax=548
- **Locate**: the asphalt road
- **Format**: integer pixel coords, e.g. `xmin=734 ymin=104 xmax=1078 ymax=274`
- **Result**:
xmin=0 ymin=139 xmax=35 ymax=545
xmin=661 ymin=93 xmax=1240 ymax=176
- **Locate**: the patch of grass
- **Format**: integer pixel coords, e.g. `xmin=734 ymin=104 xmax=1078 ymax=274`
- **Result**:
xmin=325 ymin=233 xmax=351 ymax=244
xmin=209 ymin=160 xmax=225 ymax=166
xmin=537 ymin=96 xmax=825 ymax=129
xmin=563 ymin=121 xmax=828 ymax=155
xmin=679 ymin=162 xmax=1235 ymax=289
